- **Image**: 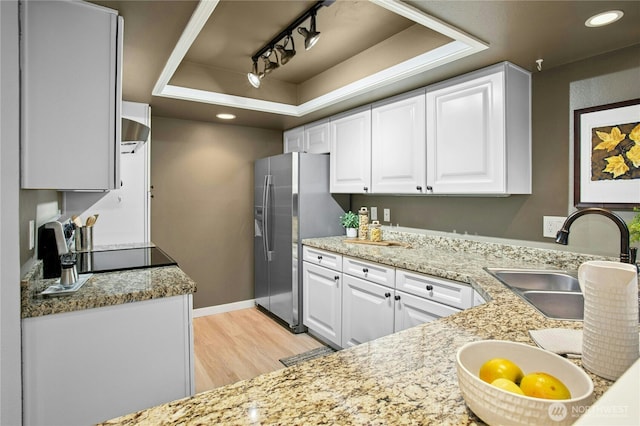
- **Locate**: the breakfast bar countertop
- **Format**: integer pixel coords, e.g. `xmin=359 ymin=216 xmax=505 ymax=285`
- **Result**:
xmin=101 ymin=230 xmax=627 ymax=425
xmin=21 ymin=260 xmax=197 ymax=319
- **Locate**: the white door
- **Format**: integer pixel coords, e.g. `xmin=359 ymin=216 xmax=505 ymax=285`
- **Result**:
xmin=304 ymin=119 xmax=330 ymax=154
xmin=394 ymin=291 xmax=460 ymax=332
xmin=284 ymin=126 xmax=304 ymax=153
xmin=302 ymin=262 xmax=342 ymax=347
xmin=372 ymin=92 xmax=426 ymax=194
xmin=426 ymin=70 xmax=505 ymax=193
xmin=342 ymin=274 xmax=394 ymax=348
xmin=330 ymin=107 xmax=372 ymax=193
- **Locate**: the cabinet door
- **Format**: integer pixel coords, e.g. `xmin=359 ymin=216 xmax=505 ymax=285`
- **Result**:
xmin=372 ymin=92 xmax=426 ymax=194
xmin=22 ymin=295 xmax=193 ymax=426
xmin=304 ymin=119 xmax=330 ymax=154
xmin=302 ymin=262 xmax=342 ymax=347
xmin=284 ymin=126 xmax=304 ymax=153
xmin=426 ymin=70 xmax=505 ymax=193
xmin=342 ymin=275 xmax=394 ymax=348
xmin=330 ymin=107 xmax=372 ymax=193
xmin=21 ymin=1 xmax=121 ymax=190
xmin=394 ymin=291 xmax=461 ymax=332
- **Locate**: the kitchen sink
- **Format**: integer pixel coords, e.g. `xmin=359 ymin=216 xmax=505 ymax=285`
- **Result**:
xmin=485 ymin=267 xmax=640 ymax=322
xmin=521 ymin=291 xmax=585 ymax=320
xmin=484 ymin=267 xmax=584 ymax=320
xmin=485 ymin=268 xmax=581 ymax=292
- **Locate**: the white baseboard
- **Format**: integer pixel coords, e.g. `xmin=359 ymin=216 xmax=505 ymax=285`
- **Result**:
xmin=192 ymin=299 xmax=256 ymax=318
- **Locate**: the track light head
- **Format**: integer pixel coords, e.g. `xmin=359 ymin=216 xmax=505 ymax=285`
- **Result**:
xmin=275 ymin=34 xmax=296 ymax=65
xmin=262 ymin=51 xmax=279 ymax=74
xmin=247 ymin=61 xmax=261 ymax=88
xmin=298 ymin=12 xmax=321 ymax=50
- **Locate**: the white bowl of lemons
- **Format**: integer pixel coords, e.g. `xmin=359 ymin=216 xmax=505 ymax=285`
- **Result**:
xmin=456 ymin=340 xmax=594 ymax=426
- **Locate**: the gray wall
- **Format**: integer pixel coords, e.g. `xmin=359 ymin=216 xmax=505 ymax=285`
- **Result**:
xmin=150 ymin=117 xmax=282 ymax=309
xmin=353 ymin=44 xmax=640 ymax=257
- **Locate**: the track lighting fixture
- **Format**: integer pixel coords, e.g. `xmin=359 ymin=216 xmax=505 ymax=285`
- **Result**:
xmin=275 ymin=34 xmax=296 ymax=65
xmin=262 ymin=51 xmax=279 ymax=75
xmin=247 ymin=60 xmax=261 ymax=88
xmin=246 ymin=0 xmax=334 ymax=88
xmin=298 ymin=11 xmax=321 ymax=51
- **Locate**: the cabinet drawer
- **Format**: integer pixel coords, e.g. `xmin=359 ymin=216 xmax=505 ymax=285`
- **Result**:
xmin=343 ymin=257 xmax=395 ymax=287
xmin=396 ymin=269 xmax=473 ymax=309
xmin=302 ymin=246 xmax=342 ymax=271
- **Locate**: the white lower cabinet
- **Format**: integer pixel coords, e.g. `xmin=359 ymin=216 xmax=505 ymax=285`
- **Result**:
xmin=342 ymin=275 xmax=394 ymax=348
xmin=302 ymin=246 xmax=478 ymax=349
xmin=22 ymin=295 xmax=194 ymax=426
xmin=302 ymin=261 xmax=342 ymax=347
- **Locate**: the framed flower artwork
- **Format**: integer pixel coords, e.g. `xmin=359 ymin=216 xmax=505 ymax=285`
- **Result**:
xmin=574 ymin=98 xmax=640 ymax=208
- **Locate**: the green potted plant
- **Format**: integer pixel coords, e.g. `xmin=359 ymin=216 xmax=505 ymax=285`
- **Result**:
xmin=340 ymin=211 xmax=359 ymax=238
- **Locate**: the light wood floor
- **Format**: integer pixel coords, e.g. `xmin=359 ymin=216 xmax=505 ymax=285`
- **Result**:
xmin=193 ymin=307 xmax=324 ymax=393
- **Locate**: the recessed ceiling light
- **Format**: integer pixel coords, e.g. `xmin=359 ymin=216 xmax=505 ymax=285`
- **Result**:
xmin=216 ymin=113 xmax=236 ymax=120
xmin=585 ymin=10 xmax=624 ymax=27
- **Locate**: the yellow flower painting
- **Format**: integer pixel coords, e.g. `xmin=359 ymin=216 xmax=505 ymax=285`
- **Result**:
xmin=591 ymin=121 xmax=640 ymax=181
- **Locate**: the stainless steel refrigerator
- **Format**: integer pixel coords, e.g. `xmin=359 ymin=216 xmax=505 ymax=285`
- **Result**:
xmin=254 ymin=152 xmax=348 ymax=333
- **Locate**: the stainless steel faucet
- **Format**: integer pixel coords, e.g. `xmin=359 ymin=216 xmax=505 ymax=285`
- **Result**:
xmin=555 ymin=207 xmax=638 ymax=265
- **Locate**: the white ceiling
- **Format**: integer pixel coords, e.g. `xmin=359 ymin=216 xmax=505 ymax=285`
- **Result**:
xmin=153 ymin=0 xmax=487 ymax=118
xmin=90 ymin=0 xmax=640 ymax=130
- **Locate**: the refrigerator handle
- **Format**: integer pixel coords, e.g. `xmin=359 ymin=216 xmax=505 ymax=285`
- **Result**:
xmin=263 ymin=174 xmax=273 ymax=261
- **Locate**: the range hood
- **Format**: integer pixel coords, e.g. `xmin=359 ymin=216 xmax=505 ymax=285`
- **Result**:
xmin=121 ymin=117 xmax=150 ymax=154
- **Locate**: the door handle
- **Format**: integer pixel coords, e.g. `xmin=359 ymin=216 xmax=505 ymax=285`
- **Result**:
xmin=263 ymin=174 xmax=273 ymax=261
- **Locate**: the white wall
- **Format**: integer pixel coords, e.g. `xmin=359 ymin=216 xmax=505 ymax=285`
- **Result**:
xmin=1 ymin=0 xmax=24 ymax=424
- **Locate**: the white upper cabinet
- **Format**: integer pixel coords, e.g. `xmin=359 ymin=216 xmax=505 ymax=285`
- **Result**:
xmin=284 ymin=119 xmax=330 ymax=154
xmin=330 ymin=107 xmax=372 ymax=193
xmin=304 ymin=119 xmax=330 ymax=154
xmin=21 ymin=0 xmax=122 ymax=190
xmin=371 ymin=91 xmax=426 ymax=194
xmin=426 ymin=62 xmax=531 ymax=194
xmin=283 ymin=126 xmax=304 ymax=153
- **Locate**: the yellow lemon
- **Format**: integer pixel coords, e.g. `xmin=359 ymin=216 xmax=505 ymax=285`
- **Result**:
xmin=479 ymin=358 xmax=524 ymax=385
xmin=491 ymin=378 xmax=525 ymax=395
xmin=520 ymin=372 xmax=571 ymax=400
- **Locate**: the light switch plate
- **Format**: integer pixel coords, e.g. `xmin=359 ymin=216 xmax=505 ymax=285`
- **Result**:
xmin=384 ymin=208 xmax=390 ymax=222
xmin=29 ymin=220 xmax=35 ymax=250
xmin=370 ymin=207 xmax=378 ymax=221
xmin=543 ymin=216 xmax=566 ymax=238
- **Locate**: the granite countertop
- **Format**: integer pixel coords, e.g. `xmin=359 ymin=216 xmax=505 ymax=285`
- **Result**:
xmin=102 ymin=230 xmax=631 ymax=425
xmin=21 ymin=259 xmax=197 ymax=319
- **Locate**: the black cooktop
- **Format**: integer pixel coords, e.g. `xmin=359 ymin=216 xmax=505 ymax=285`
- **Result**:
xmin=77 ymin=246 xmax=177 ymax=274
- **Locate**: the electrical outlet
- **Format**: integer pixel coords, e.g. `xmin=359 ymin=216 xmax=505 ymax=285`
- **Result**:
xmin=383 ymin=208 xmax=390 ymax=222
xmin=370 ymin=207 xmax=378 ymax=221
xmin=543 ymin=216 xmax=567 ymax=238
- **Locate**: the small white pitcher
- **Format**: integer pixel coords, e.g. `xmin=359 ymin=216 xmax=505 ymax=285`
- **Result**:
xmin=578 ymin=261 xmax=639 ymax=380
